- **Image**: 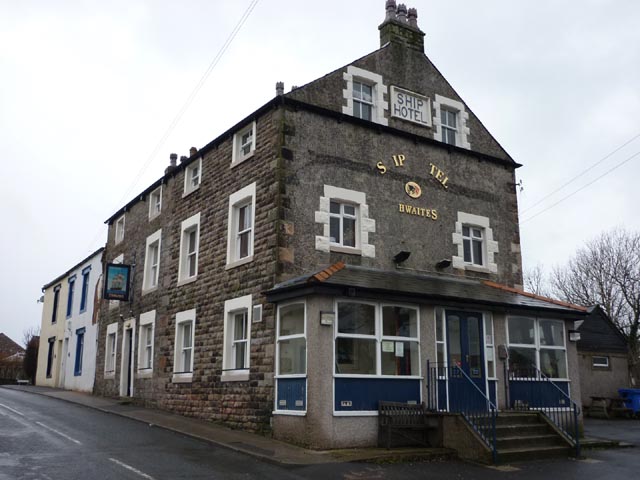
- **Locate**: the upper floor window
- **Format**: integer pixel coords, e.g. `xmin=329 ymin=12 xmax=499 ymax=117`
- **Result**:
xmin=232 ymin=121 xmax=256 ymax=166
xmin=329 ymin=201 xmax=357 ymax=248
xmin=51 ymin=285 xmax=61 ymax=324
xmin=79 ymin=266 xmax=91 ymax=313
xmin=66 ymin=275 xmax=76 ymax=318
xmin=178 ymin=213 xmax=200 ymax=284
xmin=183 ymin=158 xmax=201 ymax=197
xmin=115 ymin=215 xmax=125 ymax=244
xmin=143 ymin=229 xmax=162 ymax=292
xmin=314 ymin=185 xmax=376 ymax=257
xmin=433 ymin=94 xmax=470 ymax=149
xmin=342 ymin=66 xmax=388 ymax=126
xmin=226 ymin=183 xmax=256 ymax=269
xmin=462 ymin=226 xmax=483 ymax=266
xmin=452 ymin=212 xmax=498 ymax=274
xmin=149 ymin=186 xmax=162 ymax=220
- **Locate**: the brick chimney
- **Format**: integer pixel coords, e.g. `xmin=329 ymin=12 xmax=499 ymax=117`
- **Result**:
xmin=165 ymin=153 xmax=178 ymax=175
xmin=379 ymin=1 xmax=425 ymax=52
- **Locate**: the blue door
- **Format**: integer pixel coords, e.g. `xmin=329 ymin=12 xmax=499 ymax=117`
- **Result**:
xmin=446 ymin=311 xmax=486 ymax=411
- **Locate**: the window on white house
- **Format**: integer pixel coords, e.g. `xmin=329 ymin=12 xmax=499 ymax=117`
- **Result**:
xmin=183 ymin=159 xmax=201 ymax=196
xmin=353 ymin=81 xmax=373 ymax=121
xmin=143 ymin=229 xmax=161 ymax=291
xmin=66 ymin=275 xmax=76 ymax=318
xmin=342 ymin=66 xmax=388 ymax=126
xmin=149 ymin=186 xmax=162 ymax=219
xmin=51 ymin=285 xmax=61 ymax=324
xmin=79 ymin=266 xmax=91 ymax=313
xmin=105 ymin=323 xmax=118 ymax=377
xmin=226 ymin=183 xmax=256 ymax=268
xmin=592 ymin=356 xmax=609 ymax=368
xmin=329 ymin=201 xmax=357 ymax=248
xmin=138 ymin=311 xmax=155 ymax=373
xmin=173 ymin=309 xmax=195 ymax=382
xmin=115 ymin=215 xmax=125 ymax=244
xmin=222 ymin=295 xmax=252 ymax=382
xmin=335 ymin=301 xmax=420 ymax=377
xmin=462 ymin=225 xmax=484 ymax=266
xmin=441 ymin=108 xmax=458 ymax=146
xmin=178 ymin=213 xmax=200 ymax=284
xmin=507 ymin=316 xmax=567 ymax=379
xmin=232 ymin=122 xmax=256 ymax=165
xmin=277 ymin=303 xmax=306 ymax=376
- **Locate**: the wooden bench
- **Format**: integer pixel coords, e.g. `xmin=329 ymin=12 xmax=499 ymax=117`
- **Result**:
xmin=378 ymin=401 xmax=435 ymax=448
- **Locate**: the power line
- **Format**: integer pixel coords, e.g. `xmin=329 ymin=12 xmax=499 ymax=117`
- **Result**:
xmin=520 ymin=131 xmax=640 ymax=214
xmin=521 ymin=149 xmax=640 ymax=224
xmin=85 ymin=0 xmax=260 ymax=252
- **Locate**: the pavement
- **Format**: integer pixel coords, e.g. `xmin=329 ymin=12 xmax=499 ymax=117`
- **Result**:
xmin=0 ymin=384 xmax=454 ymax=466
xmin=2 ymin=385 xmax=634 ymax=466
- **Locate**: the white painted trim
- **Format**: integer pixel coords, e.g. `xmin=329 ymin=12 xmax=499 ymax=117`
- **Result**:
xmin=231 ymin=121 xmax=257 ymax=167
xmin=114 ymin=215 xmax=125 ymax=244
xmin=104 ymin=322 xmax=118 ymax=379
xmin=183 ymin=158 xmax=202 ymax=197
xmin=148 ymin=185 xmax=162 ymax=220
xmin=432 ymin=94 xmax=470 ymax=149
xmin=226 ymin=183 xmax=256 ymax=267
xmin=314 ymin=185 xmax=376 ymax=257
xmin=142 ymin=229 xmax=162 ymax=293
xmin=451 ymin=212 xmax=498 ymax=273
xmin=272 ymin=410 xmax=306 ymax=416
xmin=342 ymin=66 xmax=388 ymax=126
xmin=177 ymin=213 xmax=200 ymax=283
xmin=119 ymin=318 xmax=136 ymax=397
xmin=173 ymin=308 xmax=196 ymax=376
xmin=222 ymin=294 xmax=252 ymax=377
xmin=137 ymin=310 xmax=155 ymax=375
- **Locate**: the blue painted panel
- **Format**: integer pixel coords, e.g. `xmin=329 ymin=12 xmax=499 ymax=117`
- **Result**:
xmin=335 ymin=378 xmax=421 ymax=411
xmin=509 ymin=381 xmax=570 ymax=408
xmin=277 ymin=378 xmax=306 ymax=411
xmin=488 ymin=380 xmax=497 ymax=406
xmin=437 ymin=379 xmax=447 ymax=410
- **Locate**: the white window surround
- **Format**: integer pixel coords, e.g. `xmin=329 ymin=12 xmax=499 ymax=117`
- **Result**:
xmin=142 ymin=229 xmax=162 ymax=293
xmin=104 ymin=322 xmax=118 ymax=379
xmin=178 ymin=213 xmax=200 ymax=285
xmin=149 ymin=186 xmax=162 ymax=220
xmin=173 ymin=309 xmax=196 ymax=383
xmin=432 ymin=94 xmax=470 ymax=149
xmin=109 ymin=254 xmax=124 ymax=310
xmin=276 ymin=301 xmax=307 ymax=378
xmin=231 ymin=121 xmax=256 ymax=167
xmin=226 ymin=183 xmax=256 ymax=269
xmin=315 ymin=185 xmax=376 ymax=258
xmin=592 ymin=355 xmax=609 ymax=368
xmin=183 ymin=158 xmax=202 ymax=197
xmin=342 ymin=66 xmax=388 ymax=126
xmin=137 ymin=310 xmax=155 ymax=377
xmin=452 ymin=212 xmax=498 ymax=274
xmin=222 ymin=294 xmax=252 ymax=382
xmin=115 ymin=215 xmax=125 ymax=244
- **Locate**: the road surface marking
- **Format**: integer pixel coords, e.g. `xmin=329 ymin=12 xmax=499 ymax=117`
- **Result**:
xmin=0 ymin=402 xmax=25 ymax=416
xmin=35 ymin=421 xmax=82 ymax=445
xmin=109 ymin=458 xmax=156 ymax=480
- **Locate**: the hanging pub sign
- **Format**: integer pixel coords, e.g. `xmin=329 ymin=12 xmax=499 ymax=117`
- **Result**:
xmin=103 ymin=263 xmax=131 ymax=301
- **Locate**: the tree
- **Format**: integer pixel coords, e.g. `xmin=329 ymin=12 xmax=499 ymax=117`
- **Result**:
xmin=23 ymin=327 xmax=40 ymax=385
xmin=550 ymin=228 xmax=640 ymax=371
xmin=524 ymin=263 xmax=551 ymax=297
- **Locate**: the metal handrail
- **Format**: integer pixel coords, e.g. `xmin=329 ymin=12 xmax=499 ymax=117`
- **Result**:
xmin=508 ymin=363 xmax=581 ymax=457
xmin=426 ymin=361 xmax=498 ymax=463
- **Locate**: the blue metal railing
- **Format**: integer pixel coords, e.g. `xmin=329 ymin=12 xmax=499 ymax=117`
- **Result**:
xmin=508 ymin=364 xmax=581 ymax=457
xmin=426 ymin=361 xmax=498 ymax=463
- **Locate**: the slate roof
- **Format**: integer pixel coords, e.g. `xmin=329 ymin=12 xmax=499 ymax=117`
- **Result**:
xmin=0 ymin=333 xmax=24 ymax=360
xmin=577 ymin=305 xmax=628 ymax=353
xmin=266 ymin=263 xmax=587 ymax=319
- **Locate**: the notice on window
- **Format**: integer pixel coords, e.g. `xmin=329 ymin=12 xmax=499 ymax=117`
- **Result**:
xmin=395 ymin=342 xmax=404 ymax=357
xmin=382 ymin=341 xmax=394 ymax=353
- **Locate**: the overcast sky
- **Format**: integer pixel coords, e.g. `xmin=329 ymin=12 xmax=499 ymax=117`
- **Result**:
xmin=1 ymin=0 xmax=639 ymax=345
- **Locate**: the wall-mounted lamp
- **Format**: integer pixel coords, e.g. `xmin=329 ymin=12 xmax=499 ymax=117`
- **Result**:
xmin=568 ymin=330 xmax=581 ymax=342
xmin=435 ymin=259 xmax=452 ymax=270
xmin=393 ymin=251 xmax=411 ymax=264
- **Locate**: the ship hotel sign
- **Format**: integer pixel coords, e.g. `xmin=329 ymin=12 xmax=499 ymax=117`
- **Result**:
xmin=376 ymin=154 xmax=450 ymax=221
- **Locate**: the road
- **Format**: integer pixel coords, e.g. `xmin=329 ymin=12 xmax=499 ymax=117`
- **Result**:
xmin=1 ymin=387 xmax=640 ymax=479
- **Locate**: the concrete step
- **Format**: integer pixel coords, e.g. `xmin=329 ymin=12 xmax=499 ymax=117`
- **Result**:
xmin=496 ymin=434 xmax=565 ymax=450
xmin=493 ymin=423 xmax=552 ymax=438
xmin=497 ymin=445 xmax=571 ymax=463
xmin=495 ymin=413 xmax=540 ymax=426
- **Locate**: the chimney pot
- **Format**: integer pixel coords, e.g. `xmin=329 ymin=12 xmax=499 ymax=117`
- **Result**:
xmin=276 ymin=81 xmax=284 ymax=96
xmin=397 ymin=3 xmax=408 ymax=22
xmin=180 ymin=155 xmax=188 ymax=163
xmin=408 ymin=8 xmax=418 ymax=27
xmin=169 ymin=153 xmax=177 ymax=167
xmin=385 ymin=0 xmax=397 ymax=20
xmin=189 ymin=147 xmax=198 ymax=157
